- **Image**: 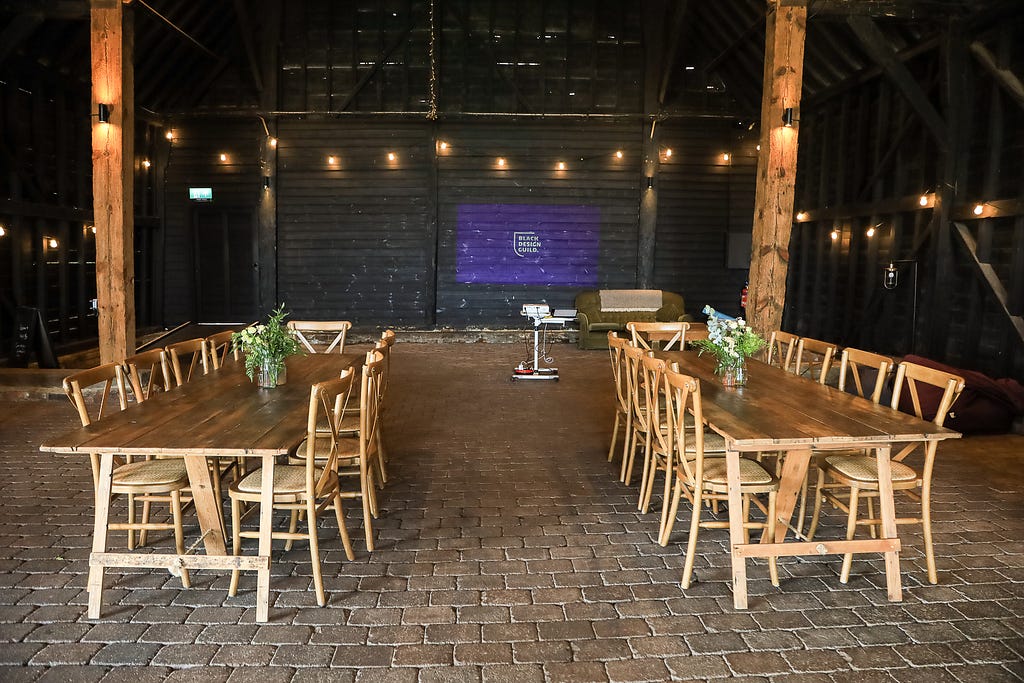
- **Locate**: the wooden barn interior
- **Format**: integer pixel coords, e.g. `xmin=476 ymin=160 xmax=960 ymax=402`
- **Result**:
xmin=1 ymin=0 xmax=1022 ymax=380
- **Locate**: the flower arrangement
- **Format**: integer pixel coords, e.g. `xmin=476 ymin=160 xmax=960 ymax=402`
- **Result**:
xmin=692 ymin=307 xmax=765 ymax=381
xmin=231 ymin=305 xmax=303 ymax=387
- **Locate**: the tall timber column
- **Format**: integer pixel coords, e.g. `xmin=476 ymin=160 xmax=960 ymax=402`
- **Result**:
xmin=748 ymin=0 xmax=806 ymax=337
xmin=91 ymin=0 xmax=135 ymax=363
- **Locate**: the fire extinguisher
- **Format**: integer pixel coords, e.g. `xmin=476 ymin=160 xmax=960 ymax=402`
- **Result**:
xmin=740 ymin=281 xmax=748 ymax=315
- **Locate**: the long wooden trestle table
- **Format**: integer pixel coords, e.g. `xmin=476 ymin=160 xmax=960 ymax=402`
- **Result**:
xmin=655 ymin=351 xmax=960 ymax=609
xmin=41 ymin=353 xmax=361 ymax=622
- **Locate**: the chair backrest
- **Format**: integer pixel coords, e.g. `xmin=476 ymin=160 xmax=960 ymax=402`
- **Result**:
xmin=663 ymin=366 xmax=706 ymax=485
xmin=165 ymin=338 xmax=210 ymax=387
xmin=607 ymin=332 xmax=630 ymax=416
xmin=627 ymin=321 xmax=690 ymax=351
xmin=377 ymin=330 xmax=395 ymax=395
xmin=62 ymin=363 xmax=128 ymax=427
xmin=794 ymin=337 xmax=837 ymax=384
xmin=622 ymin=343 xmax=650 ymax=428
xmin=359 ymin=349 xmax=386 ymax=458
xmin=767 ymin=331 xmax=799 ymax=372
xmin=890 ymin=361 xmax=966 ymax=428
xmin=120 ymin=348 xmax=171 ymax=403
xmin=206 ymin=329 xmax=239 ymax=370
xmin=288 ymin=320 xmax=352 ymax=355
xmin=838 ymin=347 xmax=894 ymax=404
xmin=304 ymin=368 xmax=356 ymax=496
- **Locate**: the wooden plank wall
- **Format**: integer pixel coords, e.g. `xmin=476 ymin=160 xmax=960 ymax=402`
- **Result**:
xmin=654 ymin=120 xmax=758 ymax=318
xmin=275 ymin=119 xmax=434 ymax=325
xmin=435 ymin=120 xmax=641 ymax=325
xmin=162 ymin=120 xmax=263 ymax=324
xmin=786 ymin=31 xmax=1024 ymax=381
xmin=0 ymin=61 xmax=162 ymax=358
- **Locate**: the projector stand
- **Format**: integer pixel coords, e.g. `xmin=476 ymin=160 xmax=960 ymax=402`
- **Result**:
xmin=512 ymin=305 xmax=574 ymax=381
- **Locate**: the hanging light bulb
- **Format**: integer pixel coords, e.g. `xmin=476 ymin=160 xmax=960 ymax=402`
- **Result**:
xmin=47 ymin=237 xmax=58 ymax=248
xmin=830 ymin=229 xmax=839 ymax=241
xmin=664 ymin=148 xmax=673 ymax=158
xmin=165 ymin=131 xmax=174 ymax=141
xmin=919 ymin=194 xmax=929 ymax=207
xmin=268 ymin=137 xmax=277 ymax=148
xmin=722 ymin=153 xmax=730 ymax=162
xmin=557 ymin=161 xmax=566 ymax=170
xmin=973 ymin=203 xmax=984 ymax=215
xmin=796 ymin=211 xmax=807 ymax=221
xmin=387 ymin=152 xmax=396 ymax=161
xmin=497 ymin=157 xmax=506 ymax=167
xmin=615 ymin=150 xmax=623 ymax=159
xmin=142 ymin=159 xmax=151 ymax=169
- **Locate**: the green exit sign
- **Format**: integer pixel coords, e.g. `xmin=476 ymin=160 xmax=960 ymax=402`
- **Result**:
xmin=188 ymin=187 xmax=213 ymax=201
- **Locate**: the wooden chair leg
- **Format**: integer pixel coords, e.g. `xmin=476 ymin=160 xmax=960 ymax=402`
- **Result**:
xmin=807 ymin=468 xmax=826 ymax=541
xmin=127 ymin=493 xmax=137 ymax=549
xmin=922 ymin=483 xmax=937 ymax=584
xmin=306 ymin=498 xmax=326 ymax=607
xmin=375 ymin=433 xmax=388 ymax=486
xmin=285 ymin=510 xmax=300 ymax=552
xmin=229 ymin=496 xmax=242 ymax=597
xmin=681 ymin=487 xmax=703 ymax=589
xmin=607 ymin=412 xmax=621 ymax=463
xmin=618 ymin=421 xmax=633 ymax=482
xmin=623 ymin=428 xmax=640 ymax=486
xmin=361 ymin=475 xmax=375 ymax=552
xmin=866 ymin=496 xmax=877 ymax=539
xmin=170 ymin=490 xmax=191 ymax=589
xmin=840 ymin=486 xmax=860 ymax=584
xmin=656 ymin=459 xmax=674 ymax=545
xmin=332 ymin=491 xmax=355 ymax=561
xmin=659 ymin=476 xmax=684 ymax=547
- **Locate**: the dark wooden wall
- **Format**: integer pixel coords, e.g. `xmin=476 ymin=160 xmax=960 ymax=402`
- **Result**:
xmin=787 ymin=18 xmax=1024 ymax=381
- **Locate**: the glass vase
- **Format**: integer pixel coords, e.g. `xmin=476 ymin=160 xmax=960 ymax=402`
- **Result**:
xmin=256 ymin=360 xmax=287 ymax=388
xmin=718 ymin=358 xmax=747 ymax=388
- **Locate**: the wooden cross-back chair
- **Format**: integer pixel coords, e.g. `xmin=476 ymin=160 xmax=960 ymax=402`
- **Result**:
xmin=793 ymin=337 xmax=838 ymax=384
xmin=288 ymin=320 xmax=352 ymax=355
xmin=228 ymin=369 xmax=357 ymax=606
xmin=626 ymin=321 xmax=691 ymax=351
xmin=62 ymin=364 xmax=192 ymax=587
xmin=766 ymin=331 xmax=799 ymax=372
xmin=606 ymin=333 xmax=632 ymax=472
xmin=206 ymin=329 xmax=239 ymax=370
xmin=661 ymin=366 xmax=779 ymax=589
xmin=637 ymin=354 xmax=669 ymax=517
xmin=838 ymin=347 xmax=894 ymax=403
xmin=119 ymin=348 xmax=171 ymax=403
xmin=808 ymin=361 xmax=965 ymax=585
xmin=164 ymin=338 xmax=211 ymax=387
xmin=621 ymin=343 xmax=652 ymax=487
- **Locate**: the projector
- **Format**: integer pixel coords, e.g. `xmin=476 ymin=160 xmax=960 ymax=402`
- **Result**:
xmin=521 ymin=304 xmax=551 ymax=319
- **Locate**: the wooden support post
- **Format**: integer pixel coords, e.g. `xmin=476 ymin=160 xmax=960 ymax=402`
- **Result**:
xmin=91 ymin=0 xmax=135 ymax=363
xmin=637 ymin=0 xmax=667 ymax=289
xmin=257 ymin=0 xmax=281 ymax=316
xmin=748 ymin=0 xmax=806 ymax=337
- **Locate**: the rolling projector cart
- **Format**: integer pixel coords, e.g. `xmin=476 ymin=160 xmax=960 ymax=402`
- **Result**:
xmin=512 ymin=304 xmax=577 ymax=381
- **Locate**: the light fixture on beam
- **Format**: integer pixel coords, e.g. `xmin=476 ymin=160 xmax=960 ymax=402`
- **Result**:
xmin=796 ymin=211 xmax=807 ymax=221
xmin=830 ymin=229 xmax=839 ymax=241
xmin=97 ymin=103 xmax=111 ymax=123
xmin=973 ymin=203 xmax=985 ymax=216
xmin=268 ymin=137 xmax=277 ymax=148
xmin=782 ymin=107 xmax=796 ymax=127
xmin=646 ymin=176 xmax=654 ymax=190
xmin=263 ymin=176 xmax=272 ymax=190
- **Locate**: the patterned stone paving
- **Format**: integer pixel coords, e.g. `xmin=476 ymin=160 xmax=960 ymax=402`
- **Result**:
xmin=0 ymin=342 xmax=1021 ymax=681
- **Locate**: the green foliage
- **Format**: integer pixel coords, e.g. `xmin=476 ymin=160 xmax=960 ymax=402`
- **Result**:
xmin=692 ymin=308 xmax=765 ymax=372
xmin=231 ymin=305 xmax=304 ymax=384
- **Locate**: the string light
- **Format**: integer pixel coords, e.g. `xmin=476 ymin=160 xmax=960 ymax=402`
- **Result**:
xmin=919 ymin=194 xmax=929 ymax=206
xmin=219 ymin=153 xmax=228 ymax=162
xmin=664 ymin=148 xmax=673 ymax=158
xmin=830 ymin=229 xmax=839 ymax=241
xmin=557 ymin=161 xmax=566 ymax=170
xmin=387 ymin=152 xmax=396 ymax=161
xmin=615 ymin=150 xmax=623 ymax=159
xmin=165 ymin=131 xmax=174 ymax=141
xmin=142 ymin=160 xmax=151 ymax=169
xmin=497 ymin=157 xmax=506 ymax=167
xmin=722 ymin=153 xmax=730 ymax=162
xmin=796 ymin=211 xmax=807 ymax=221
xmin=269 ymin=137 xmax=277 ymax=148
xmin=973 ymin=203 xmax=984 ymax=215
xmin=327 ymin=155 xmax=337 ymax=164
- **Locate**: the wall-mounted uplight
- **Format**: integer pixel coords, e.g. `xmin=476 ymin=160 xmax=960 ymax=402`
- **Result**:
xmin=263 ymin=176 xmax=272 ymax=190
xmin=646 ymin=176 xmax=654 ymax=190
xmin=97 ymin=103 xmax=111 ymax=123
xmin=782 ymin=107 xmax=796 ymax=127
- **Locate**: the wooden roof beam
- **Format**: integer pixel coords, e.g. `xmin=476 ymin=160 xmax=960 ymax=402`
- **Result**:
xmin=232 ymin=0 xmax=263 ymax=94
xmin=969 ymin=41 xmax=1024 ymax=111
xmin=953 ymin=222 xmax=1024 ymax=344
xmin=846 ymin=15 xmax=948 ymax=147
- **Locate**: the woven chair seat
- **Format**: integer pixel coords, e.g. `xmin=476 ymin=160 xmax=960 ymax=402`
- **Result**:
xmin=235 ymin=465 xmax=326 ymax=495
xmin=113 ymin=459 xmax=188 ymax=487
xmin=701 ymin=457 xmax=775 ymax=486
xmin=824 ymin=455 xmax=918 ymax=483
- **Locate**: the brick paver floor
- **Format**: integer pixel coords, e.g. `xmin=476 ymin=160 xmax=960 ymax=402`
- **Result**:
xmin=1 ymin=343 xmax=1022 ymax=681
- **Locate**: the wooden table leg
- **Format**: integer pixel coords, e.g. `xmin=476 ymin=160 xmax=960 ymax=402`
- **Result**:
xmin=725 ymin=449 xmax=748 ymax=609
xmin=873 ymin=445 xmax=903 ymax=602
xmin=255 ymin=455 xmax=275 ymax=622
xmin=87 ymin=454 xmax=114 ymax=619
xmin=765 ymin=448 xmax=812 ymax=544
xmin=182 ymin=457 xmax=227 ymax=555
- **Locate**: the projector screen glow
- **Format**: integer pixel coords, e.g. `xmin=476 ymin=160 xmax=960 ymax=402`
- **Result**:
xmin=456 ymin=204 xmax=600 ymax=286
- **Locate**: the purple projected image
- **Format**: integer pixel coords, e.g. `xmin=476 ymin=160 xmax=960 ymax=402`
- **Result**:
xmin=456 ymin=204 xmax=600 ymax=286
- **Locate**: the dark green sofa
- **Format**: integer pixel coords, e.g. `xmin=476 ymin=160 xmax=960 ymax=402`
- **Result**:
xmin=575 ymin=289 xmax=689 ymax=350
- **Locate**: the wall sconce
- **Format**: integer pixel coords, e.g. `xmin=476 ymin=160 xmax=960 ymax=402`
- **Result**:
xmin=722 ymin=153 xmax=730 ymax=162
xmin=97 ymin=103 xmax=111 ymax=123
xmin=646 ymin=176 xmax=654 ymax=190
xmin=327 ymin=155 xmax=337 ymax=165
xmin=782 ymin=107 xmax=796 ymax=127
xmin=919 ymin=194 xmax=930 ymax=207
xmin=263 ymin=176 xmax=272 ymax=190
xmin=663 ymin=148 xmax=673 ymax=159
xmin=437 ymin=141 xmax=448 ymax=151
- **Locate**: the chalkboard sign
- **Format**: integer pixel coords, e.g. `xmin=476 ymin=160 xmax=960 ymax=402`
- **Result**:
xmin=9 ymin=307 xmax=59 ymax=369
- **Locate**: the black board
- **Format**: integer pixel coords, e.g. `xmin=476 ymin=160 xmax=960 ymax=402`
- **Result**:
xmin=10 ymin=307 xmax=59 ymax=369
